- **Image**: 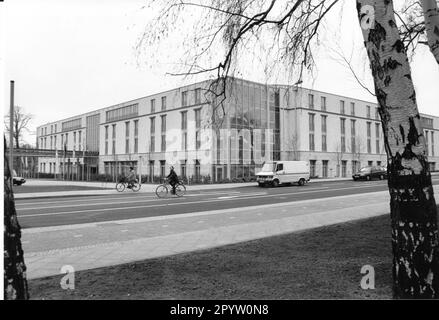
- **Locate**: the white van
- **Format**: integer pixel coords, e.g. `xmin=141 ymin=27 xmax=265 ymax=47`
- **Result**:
xmin=256 ymin=161 xmax=310 ymax=187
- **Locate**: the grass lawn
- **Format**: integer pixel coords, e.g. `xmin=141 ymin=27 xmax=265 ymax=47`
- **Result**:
xmin=28 ymin=215 xmax=393 ymax=300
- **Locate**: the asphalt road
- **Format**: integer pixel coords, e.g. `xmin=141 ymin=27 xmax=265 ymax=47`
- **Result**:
xmin=16 ymin=177 xmax=439 ymax=229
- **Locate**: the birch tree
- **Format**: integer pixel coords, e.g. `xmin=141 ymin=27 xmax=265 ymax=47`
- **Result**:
xmin=142 ymin=0 xmax=439 ymax=298
xmin=4 ymin=137 xmax=29 ymax=300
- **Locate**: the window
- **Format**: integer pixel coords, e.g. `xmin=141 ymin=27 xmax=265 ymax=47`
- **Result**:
xmin=78 ymin=131 xmax=82 ymax=150
xmin=340 ymin=118 xmax=346 ymax=152
xmin=182 ymin=91 xmax=188 ymax=107
xmin=375 ymin=107 xmax=379 ymax=120
xmin=195 ymin=88 xmax=202 ymax=105
xmin=180 ymin=160 xmax=187 ymax=178
xmin=367 ymin=122 xmax=372 ymax=154
xmin=321 ymin=96 xmax=326 ymax=111
xmin=309 ymin=114 xmax=315 ymax=151
xmin=62 ymin=118 xmax=82 ymax=132
xmin=351 ymin=120 xmax=356 ymax=153
xmin=195 ymin=160 xmax=201 ymax=180
xmin=310 ymin=160 xmax=316 ymax=177
xmin=150 ymin=117 xmax=155 ymax=153
xmin=134 ymin=120 xmax=139 ymax=153
xmin=125 ymin=122 xmax=130 ymax=154
xmin=342 ymin=161 xmax=347 ymax=177
xmin=276 ymin=163 xmax=284 ymax=171
xmin=340 ymin=100 xmax=345 ymax=114
xmin=105 ymin=126 xmax=109 ymax=155
xmin=350 ymin=102 xmax=355 ymax=116
xmin=321 ymin=115 xmax=327 ymax=152
xmin=161 ymin=115 xmax=166 ymax=152
xmin=367 ymin=106 xmax=371 ymax=119
xmin=195 ymin=108 xmax=201 ymax=149
xmin=161 ymin=96 xmax=166 ymax=111
xmin=106 ymin=104 xmax=138 ymax=123
xmin=308 ymin=94 xmax=314 ymax=109
xmin=181 ymin=111 xmax=188 ymax=151
xmin=151 ymin=99 xmax=156 ymax=113
xmin=160 ymin=160 xmax=166 ymax=177
xmin=73 ymin=132 xmax=77 ymax=150
xmin=352 ymin=161 xmax=358 ymax=174
xmin=112 ymin=124 xmax=116 ymax=155
xmin=55 ymin=124 xmax=57 ymax=132
xmin=322 ymin=160 xmax=329 ymax=178
xmin=432 ymin=131 xmax=435 ymax=157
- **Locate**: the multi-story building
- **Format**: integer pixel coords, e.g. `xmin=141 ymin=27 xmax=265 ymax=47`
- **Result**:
xmin=36 ymin=78 xmax=439 ymax=181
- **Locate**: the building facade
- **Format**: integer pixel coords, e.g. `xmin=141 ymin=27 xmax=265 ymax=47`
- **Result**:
xmin=36 ymin=78 xmax=439 ymax=181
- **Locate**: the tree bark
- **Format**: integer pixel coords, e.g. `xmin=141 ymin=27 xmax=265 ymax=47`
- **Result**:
xmin=4 ymin=137 xmax=29 ymax=300
xmin=357 ymin=0 xmax=439 ymax=298
xmin=421 ymin=0 xmax=439 ymax=64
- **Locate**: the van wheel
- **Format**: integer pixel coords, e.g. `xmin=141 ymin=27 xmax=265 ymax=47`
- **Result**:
xmin=272 ymin=180 xmax=279 ymax=188
xmin=298 ymin=178 xmax=305 ymax=186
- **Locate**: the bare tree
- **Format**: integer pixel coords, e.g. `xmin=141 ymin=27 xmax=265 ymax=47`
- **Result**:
xmin=4 ymin=106 xmax=33 ymax=149
xmin=142 ymin=0 xmax=439 ymax=298
xmin=421 ymin=0 xmax=439 ymax=63
xmin=4 ymin=137 xmax=29 ymax=300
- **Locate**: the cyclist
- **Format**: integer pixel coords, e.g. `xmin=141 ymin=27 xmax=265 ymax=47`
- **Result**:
xmin=126 ymin=166 xmax=137 ymax=189
xmin=166 ymin=166 xmax=179 ymax=195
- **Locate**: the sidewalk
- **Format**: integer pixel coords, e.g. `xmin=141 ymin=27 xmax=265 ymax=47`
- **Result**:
xmin=21 ymin=189 xmax=413 ymax=280
xmin=16 ymin=177 xmax=353 ymax=199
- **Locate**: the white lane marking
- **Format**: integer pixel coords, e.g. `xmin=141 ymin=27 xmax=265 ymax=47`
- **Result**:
xmin=23 ymin=190 xmax=397 ymax=234
xmin=18 ymin=183 xmax=386 ymax=219
xmin=15 ymin=191 xmax=242 ymax=208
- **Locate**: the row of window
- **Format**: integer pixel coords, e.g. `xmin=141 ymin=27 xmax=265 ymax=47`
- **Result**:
xmin=104 ymin=109 xmax=202 ymax=155
xmin=308 ymin=93 xmax=379 ymax=120
xmin=106 ymin=103 xmax=139 ymax=123
xmin=39 ymin=130 xmax=83 ymax=151
xmin=309 ymin=114 xmax=383 ymax=154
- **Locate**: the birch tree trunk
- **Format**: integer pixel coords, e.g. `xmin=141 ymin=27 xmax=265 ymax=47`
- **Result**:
xmin=4 ymin=138 xmax=29 ymax=300
xmin=421 ymin=0 xmax=439 ymax=64
xmin=357 ymin=0 xmax=439 ymax=299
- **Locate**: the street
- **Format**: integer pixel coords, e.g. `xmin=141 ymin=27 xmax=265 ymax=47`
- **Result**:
xmin=16 ymin=177 xmax=439 ymax=229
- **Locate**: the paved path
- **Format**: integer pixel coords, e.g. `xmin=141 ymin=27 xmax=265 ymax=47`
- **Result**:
xmin=22 ymin=189 xmax=413 ymax=280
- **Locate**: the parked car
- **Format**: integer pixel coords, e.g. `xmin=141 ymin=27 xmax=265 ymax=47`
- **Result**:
xmin=256 ymin=161 xmax=310 ymax=187
xmin=352 ymin=166 xmax=387 ymax=181
xmin=12 ymin=170 xmax=26 ymax=186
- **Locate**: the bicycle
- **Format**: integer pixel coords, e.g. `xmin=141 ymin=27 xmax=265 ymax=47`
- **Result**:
xmin=116 ymin=178 xmax=141 ymax=192
xmin=155 ymin=179 xmax=186 ymax=198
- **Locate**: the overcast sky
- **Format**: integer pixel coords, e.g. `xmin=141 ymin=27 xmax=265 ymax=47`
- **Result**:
xmin=2 ymin=0 xmax=439 ymax=146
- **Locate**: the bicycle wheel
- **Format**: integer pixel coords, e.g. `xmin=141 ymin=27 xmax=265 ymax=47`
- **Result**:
xmin=116 ymin=182 xmax=126 ymax=192
xmin=155 ymin=184 xmax=168 ymax=198
xmin=132 ymin=182 xmax=141 ymax=192
xmin=175 ymin=183 xmax=186 ymax=197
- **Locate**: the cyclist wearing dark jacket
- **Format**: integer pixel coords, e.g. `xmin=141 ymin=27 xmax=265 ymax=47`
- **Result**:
xmin=166 ymin=166 xmax=179 ymax=194
xmin=126 ymin=167 xmax=137 ymax=188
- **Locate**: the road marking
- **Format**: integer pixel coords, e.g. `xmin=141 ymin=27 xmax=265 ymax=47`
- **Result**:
xmin=17 ymin=184 xmax=392 ymax=218
xmin=73 ymin=234 xmax=83 ymax=238
xmin=22 ymin=190 xmax=396 ymax=234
